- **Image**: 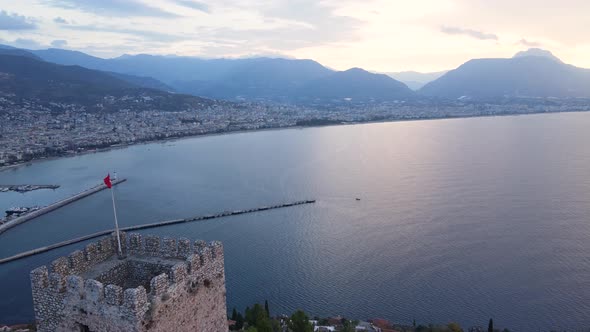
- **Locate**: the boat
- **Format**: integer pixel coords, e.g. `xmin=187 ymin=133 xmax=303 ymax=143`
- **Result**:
xmin=356 ymin=198 xmax=361 ymax=201
xmin=5 ymin=207 xmax=30 ymax=216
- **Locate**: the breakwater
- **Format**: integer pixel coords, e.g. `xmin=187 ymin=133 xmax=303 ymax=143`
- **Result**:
xmin=0 ymin=199 xmax=315 ymax=264
xmin=0 ymin=179 xmax=126 ymax=235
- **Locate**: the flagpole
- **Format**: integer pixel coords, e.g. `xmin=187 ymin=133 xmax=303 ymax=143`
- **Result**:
xmin=110 ymin=187 xmax=123 ymax=257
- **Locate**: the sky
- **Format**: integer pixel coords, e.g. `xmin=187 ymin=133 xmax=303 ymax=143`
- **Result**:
xmin=0 ymin=0 xmax=589 ymax=72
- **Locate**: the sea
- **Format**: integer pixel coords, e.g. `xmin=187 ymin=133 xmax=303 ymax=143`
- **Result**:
xmin=1 ymin=112 xmax=590 ymax=331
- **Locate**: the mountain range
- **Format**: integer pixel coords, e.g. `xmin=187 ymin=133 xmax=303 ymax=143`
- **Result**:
xmin=1 ymin=44 xmax=590 ymax=105
xmin=420 ymin=49 xmax=590 ymax=99
xmin=0 ymin=51 xmax=217 ymax=112
xmin=18 ymin=47 xmax=415 ymax=102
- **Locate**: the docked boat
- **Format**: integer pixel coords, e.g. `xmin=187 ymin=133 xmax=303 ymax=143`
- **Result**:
xmin=5 ymin=206 xmax=40 ymax=217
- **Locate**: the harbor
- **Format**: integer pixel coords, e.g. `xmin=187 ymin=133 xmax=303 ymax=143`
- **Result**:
xmin=0 ymin=178 xmax=126 ymax=235
xmin=0 ymin=199 xmax=316 ymax=264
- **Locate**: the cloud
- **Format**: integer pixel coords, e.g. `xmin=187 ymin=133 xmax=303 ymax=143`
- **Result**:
xmin=55 ymin=0 xmax=363 ymax=53
xmin=4 ymin=38 xmax=44 ymax=49
xmin=44 ymin=0 xmax=180 ymax=18
xmin=440 ymin=26 xmax=498 ymax=40
xmin=54 ymin=17 xmax=68 ymax=24
xmin=63 ymin=24 xmax=189 ymax=43
xmin=437 ymin=0 xmax=590 ymax=46
xmin=518 ymin=38 xmax=542 ymax=47
xmin=196 ymin=25 xmax=350 ymax=51
xmin=51 ymin=40 xmax=68 ymax=48
xmin=193 ymin=0 xmax=364 ymax=51
xmin=0 ymin=10 xmax=37 ymax=30
xmin=174 ymin=0 xmax=210 ymax=13
xmin=261 ymin=0 xmax=362 ymax=41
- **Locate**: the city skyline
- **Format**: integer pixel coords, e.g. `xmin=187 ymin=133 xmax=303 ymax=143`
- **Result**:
xmin=0 ymin=0 xmax=589 ymax=72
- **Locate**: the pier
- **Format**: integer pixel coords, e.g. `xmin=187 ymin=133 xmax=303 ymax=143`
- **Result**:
xmin=0 ymin=178 xmax=126 ymax=235
xmin=0 ymin=199 xmax=315 ymax=264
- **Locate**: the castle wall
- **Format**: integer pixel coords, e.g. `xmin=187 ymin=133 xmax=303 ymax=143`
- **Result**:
xmin=30 ymin=233 xmax=228 ymax=332
xmin=30 ymin=235 xmax=122 ymax=332
xmin=93 ymin=260 xmax=175 ymax=291
xmin=144 ymin=241 xmax=227 ymax=332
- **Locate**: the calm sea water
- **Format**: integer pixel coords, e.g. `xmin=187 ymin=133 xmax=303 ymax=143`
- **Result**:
xmin=1 ymin=112 xmax=590 ymax=331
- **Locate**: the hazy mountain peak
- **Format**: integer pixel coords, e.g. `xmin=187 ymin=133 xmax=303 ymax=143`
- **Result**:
xmin=386 ymin=70 xmax=449 ymax=90
xmin=513 ymin=48 xmax=562 ymax=63
xmin=115 ymin=54 xmax=135 ymax=59
xmin=420 ymin=50 xmax=590 ymax=99
xmin=344 ymin=67 xmax=367 ymax=72
xmin=339 ymin=67 xmax=376 ymax=77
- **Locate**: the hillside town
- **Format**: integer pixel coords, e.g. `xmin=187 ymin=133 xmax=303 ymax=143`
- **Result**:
xmin=1 ymin=95 xmax=589 ymax=166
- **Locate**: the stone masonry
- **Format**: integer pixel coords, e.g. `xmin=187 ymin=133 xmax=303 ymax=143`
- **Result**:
xmin=30 ymin=232 xmax=228 ymax=332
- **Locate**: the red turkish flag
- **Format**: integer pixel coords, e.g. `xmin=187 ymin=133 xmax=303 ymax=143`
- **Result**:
xmin=104 ymin=174 xmax=112 ymax=188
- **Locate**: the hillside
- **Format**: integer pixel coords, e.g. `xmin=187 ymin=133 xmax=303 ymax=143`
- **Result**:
xmin=32 ymin=48 xmax=107 ymax=69
xmin=24 ymin=46 xmax=413 ymax=103
xmin=21 ymin=45 xmax=590 ymax=103
xmin=172 ymin=57 xmax=334 ymax=101
xmin=297 ymin=68 xmax=414 ymax=102
xmin=420 ymin=49 xmax=590 ymax=99
xmin=0 ymin=54 xmax=216 ymax=111
xmin=108 ymin=72 xmax=174 ymax=92
xmin=29 ymin=49 xmax=175 ymax=91
xmin=0 ymin=48 xmax=42 ymax=61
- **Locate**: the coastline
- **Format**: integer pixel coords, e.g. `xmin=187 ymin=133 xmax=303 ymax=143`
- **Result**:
xmin=1 ymin=108 xmax=587 ymax=173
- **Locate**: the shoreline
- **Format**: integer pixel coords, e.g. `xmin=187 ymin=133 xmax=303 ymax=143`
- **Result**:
xmin=1 ymin=109 xmax=587 ymax=173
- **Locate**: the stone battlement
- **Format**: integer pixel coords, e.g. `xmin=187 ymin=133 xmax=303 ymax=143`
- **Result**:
xmin=30 ymin=232 xmax=228 ymax=332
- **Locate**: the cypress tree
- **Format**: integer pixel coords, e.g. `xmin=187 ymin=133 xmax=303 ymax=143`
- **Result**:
xmin=236 ymin=313 xmax=244 ymax=329
xmin=252 ymin=303 xmax=265 ymax=325
xmin=245 ymin=306 xmax=252 ymax=326
xmin=488 ymin=318 xmax=494 ymax=332
xmin=265 ymin=300 xmax=270 ymax=317
xmin=232 ymin=307 xmax=237 ymax=321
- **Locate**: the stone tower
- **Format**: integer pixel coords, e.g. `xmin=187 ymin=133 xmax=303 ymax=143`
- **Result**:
xmin=30 ymin=232 xmax=228 ymax=332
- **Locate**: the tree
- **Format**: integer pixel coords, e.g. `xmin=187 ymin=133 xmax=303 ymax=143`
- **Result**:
xmin=235 ymin=313 xmax=244 ymax=330
xmin=232 ymin=307 xmax=238 ymax=321
xmin=271 ymin=319 xmax=281 ymax=332
xmin=415 ymin=325 xmax=429 ymax=332
xmin=488 ymin=319 xmax=493 ymax=332
xmin=245 ymin=306 xmax=253 ymax=326
xmin=340 ymin=320 xmax=355 ymax=332
xmin=251 ymin=303 xmax=267 ymax=326
xmin=229 ymin=308 xmax=239 ymax=330
xmin=265 ymin=300 xmax=270 ymax=317
xmin=257 ymin=317 xmax=273 ymax=332
xmin=288 ymin=310 xmax=313 ymax=332
xmin=243 ymin=302 xmax=272 ymax=331
xmin=246 ymin=327 xmax=258 ymax=332
xmin=447 ymin=322 xmax=463 ymax=332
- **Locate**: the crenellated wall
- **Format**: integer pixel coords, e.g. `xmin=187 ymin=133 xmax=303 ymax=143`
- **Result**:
xmin=30 ymin=232 xmax=227 ymax=332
